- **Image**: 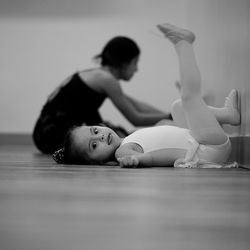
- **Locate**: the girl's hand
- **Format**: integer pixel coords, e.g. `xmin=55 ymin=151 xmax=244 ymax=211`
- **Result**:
xmin=117 ymin=156 xmax=139 ymax=168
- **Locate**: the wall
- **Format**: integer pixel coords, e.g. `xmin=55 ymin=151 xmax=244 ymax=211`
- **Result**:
xmin=185 ymin=0 xmax=250 ymax=137
xmin=0 ymin=0 xmax=249 ymax=137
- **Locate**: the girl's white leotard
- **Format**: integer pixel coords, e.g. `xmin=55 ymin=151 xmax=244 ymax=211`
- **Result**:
xmin=121 ymin=125 xmax=191 ymax=153
xmin=121 ymin=125 xmax=232 ymax=168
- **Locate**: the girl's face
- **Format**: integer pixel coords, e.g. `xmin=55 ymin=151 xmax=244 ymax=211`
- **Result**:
xmin=72 ymin=125 xmax=122 ymax=163
xmin=120 ymin=56 xmax=139 ymax=81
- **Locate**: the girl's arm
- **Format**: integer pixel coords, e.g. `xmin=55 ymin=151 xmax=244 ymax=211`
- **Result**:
xmin=103 ymin=78 xmax=170 ymax=126
xmin=115 ymin=144 xmax=180 ymax=167
xmin=115 ymin=143 xmax=150 ymax=167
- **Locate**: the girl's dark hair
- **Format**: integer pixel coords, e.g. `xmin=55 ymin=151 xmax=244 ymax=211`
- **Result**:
xmin=63 ymin=126 xmax=90 ymax=164
xmin=52 ymin=126 xmax=90 ymax=165
xmin=95 ymin=36 xmax=140 ymax=67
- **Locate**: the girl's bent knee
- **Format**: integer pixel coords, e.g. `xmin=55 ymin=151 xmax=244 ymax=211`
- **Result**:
xmin=171 ymin=99 xmax=182 ymax=114
xmin=193 ymin=130 xmax=228 ymax=146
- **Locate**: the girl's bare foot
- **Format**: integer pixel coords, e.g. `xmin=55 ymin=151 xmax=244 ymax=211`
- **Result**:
xmin=157 ymin=23 xmax=195 ymax=44
xmin=224 ymin=89 xmax=241 ymax=125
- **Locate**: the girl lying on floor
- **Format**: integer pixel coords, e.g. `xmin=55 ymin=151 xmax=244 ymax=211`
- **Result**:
xmin=52 ymin=23 xmax=241 ymax=168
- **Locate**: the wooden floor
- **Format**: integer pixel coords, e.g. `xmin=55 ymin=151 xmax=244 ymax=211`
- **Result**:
xmin=0 ymin=144 xmax=249 ymax=250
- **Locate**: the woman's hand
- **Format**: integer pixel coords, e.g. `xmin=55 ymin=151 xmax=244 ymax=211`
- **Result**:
xmin=117 ymin=155 xmax=139 ymax=168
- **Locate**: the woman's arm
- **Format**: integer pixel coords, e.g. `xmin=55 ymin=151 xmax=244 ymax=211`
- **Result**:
xmin=125 ymin=95 xmax=169 ymax=114
xmin=103 ymin=78 xmax=171 ymax=126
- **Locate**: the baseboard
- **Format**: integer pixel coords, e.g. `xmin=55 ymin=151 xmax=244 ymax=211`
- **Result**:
xmin=228 ymin=136 xmax=250 ymax=167
xmin=0 ymin=133 xmax=33 ymax=145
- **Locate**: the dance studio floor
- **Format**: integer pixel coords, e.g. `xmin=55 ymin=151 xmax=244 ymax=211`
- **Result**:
xmin=0 ymin=143 xmax=249 ymax=250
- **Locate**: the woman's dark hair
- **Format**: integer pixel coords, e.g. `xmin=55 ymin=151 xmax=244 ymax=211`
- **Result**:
xmin=95 ymin=36 xmax=140 ymax=67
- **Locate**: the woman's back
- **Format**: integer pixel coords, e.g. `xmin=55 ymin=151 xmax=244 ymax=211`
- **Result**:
xmin=43 ymin=72 xmax=106 ymax=123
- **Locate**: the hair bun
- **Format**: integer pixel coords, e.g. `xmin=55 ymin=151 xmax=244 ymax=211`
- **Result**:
xmin=52 ymin=148 xmax=65 ymax=164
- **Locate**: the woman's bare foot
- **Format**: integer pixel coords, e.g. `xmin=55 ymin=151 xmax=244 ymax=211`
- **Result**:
xmin=157 ymin=23 xmax=195 ymax=44
xmin=224 ymin=89 xmax=241 ymax=125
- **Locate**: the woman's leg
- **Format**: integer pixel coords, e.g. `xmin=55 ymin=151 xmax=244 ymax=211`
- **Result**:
xmin=33 ymin=112 xmax=76 ymax=153
xmin=158 ymin=23 xmax=228 ymax=145
xmin=33 ymin=113 xmax=66 ymax=153
xmin=171 ymin=89 xmax=240 ymax=128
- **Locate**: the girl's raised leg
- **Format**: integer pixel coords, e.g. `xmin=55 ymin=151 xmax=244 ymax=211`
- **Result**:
xmin=171 ymin=89 xmax=241 ymax=128
xmin=157 ymin=23 xmax=228 ymax=145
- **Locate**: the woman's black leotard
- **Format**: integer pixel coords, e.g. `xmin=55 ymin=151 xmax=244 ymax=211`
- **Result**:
xmin=33 ymin=72 xmax=106 ymax=153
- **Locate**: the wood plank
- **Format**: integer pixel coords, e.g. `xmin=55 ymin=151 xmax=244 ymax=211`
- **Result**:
xmin=0 ymin=144 xmax=249 ymax=250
